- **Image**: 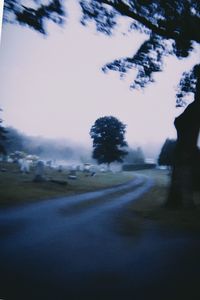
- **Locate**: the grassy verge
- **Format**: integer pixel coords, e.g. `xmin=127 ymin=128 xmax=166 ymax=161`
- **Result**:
xmin=0 ymin=162 xmax=133 ymax=207
xmin=121 ymin=169 xmax=200 ymax=233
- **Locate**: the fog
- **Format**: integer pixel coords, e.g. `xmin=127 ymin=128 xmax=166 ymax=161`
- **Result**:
xmin=4 ymin=126 xmax=93 ymax=165
xmin=4 ymin=124 xmax=162 ymax=171
xmin=25 ymin=136 xmax=93 ymax=164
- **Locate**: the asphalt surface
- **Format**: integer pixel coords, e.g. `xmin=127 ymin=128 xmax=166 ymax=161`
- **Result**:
xmin=0 ymin=175 xmax=200 ymax=300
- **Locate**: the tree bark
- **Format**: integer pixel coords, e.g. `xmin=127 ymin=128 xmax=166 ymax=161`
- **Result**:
xmin=167 ymin=67 xmax=200 ymax=209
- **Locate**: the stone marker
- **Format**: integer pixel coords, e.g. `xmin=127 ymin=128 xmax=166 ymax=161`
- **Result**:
xmin=58 ymin=165 xmax=63 ymax=172
xmin=68 ymin=169 xmax=77 ymax=180
xmin=33 ymin=160 xmax=45 ymax=182
xmin=20 ymin=159 xmax=30 ymax=174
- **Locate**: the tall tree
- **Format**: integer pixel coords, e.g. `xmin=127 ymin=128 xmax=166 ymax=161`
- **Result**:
xmin=90 ymin=116 xmax=128 ymax=166
xmin=3 ymin=1 xmax=200 ymax=207
xmin=78 ymin=0 xmax=200 ymax=208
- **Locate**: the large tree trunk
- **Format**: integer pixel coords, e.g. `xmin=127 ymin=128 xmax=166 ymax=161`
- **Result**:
xmin=167 ymin=67 xmax=200 ymax=209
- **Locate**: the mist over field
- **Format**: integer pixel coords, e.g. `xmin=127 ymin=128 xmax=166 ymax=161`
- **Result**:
xmin=3 ymin=125 xmax=163 ymax=167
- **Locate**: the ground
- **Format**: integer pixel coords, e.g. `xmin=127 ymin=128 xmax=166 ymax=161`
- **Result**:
xmin=0 ymin=165 xmax=200 ymax=299
xmin=123 ymin=169 xmax=200 ymax=233
xmin=0 ymin=161 xmax=133 ymax=206
xmin=1 ymin=162 xmax=200 ymax=231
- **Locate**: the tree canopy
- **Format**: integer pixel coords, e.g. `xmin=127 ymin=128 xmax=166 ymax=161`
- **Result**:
xmin=3 ymin=0 xmax=65 ymax=34
xmin=90 ymin=116 xmax=128 ymax=165
xmin=4 ymin=0 xmax=199 ymax=104
xmin=80 ymin=0 xmax=200 ymax=104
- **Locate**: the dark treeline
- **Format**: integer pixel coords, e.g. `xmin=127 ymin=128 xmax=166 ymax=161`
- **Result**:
xmin=158 ymin=139 xmax=177 ymax=167
xmin=3 ymin=127 xmax=92 ymax=162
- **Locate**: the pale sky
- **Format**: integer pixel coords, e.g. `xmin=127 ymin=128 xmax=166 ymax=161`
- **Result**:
xmin=0 ymin=1 xmax=199 ymax=155
xmin=0 ymin=0 xmax=4 ymax=40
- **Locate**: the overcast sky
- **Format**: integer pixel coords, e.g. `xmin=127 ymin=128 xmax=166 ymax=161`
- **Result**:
xmin=0 ymin=1 xmax=199 ymax=156
xmin=0 ymin=1 xmax=3 ymax=40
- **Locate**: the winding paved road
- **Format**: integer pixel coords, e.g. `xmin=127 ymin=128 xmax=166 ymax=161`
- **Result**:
xmin=0 ymin=175 xmax=200 ymax=300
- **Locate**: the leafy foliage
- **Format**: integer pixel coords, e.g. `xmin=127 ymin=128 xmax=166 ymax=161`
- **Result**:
xmin=176 ymin=65 xmax=199 ymax=107
xmin=3 ymin=1 xmax=200 ymax=102
xmin=103 ymin=34 xmax=171 ymax=88
xmin=80 ymin=0 xmax=200 ymax=102
xmin=3 ymin=0 xmax=65 ymax=34
xmin=80 ymin=0 xmax=117 ymax=35
xmin=3 ymin=127 xmax=25 ymax=153
xmin=90 ymin=116 xmax=128 ymax=165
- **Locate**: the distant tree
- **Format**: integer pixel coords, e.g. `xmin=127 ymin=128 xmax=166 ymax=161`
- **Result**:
xmin=158 ymin=139 xmax=176 ymax=167
xmin=90 ymin=116 xmax=128 ymax=166
xmin=125 ymin=147 xmax=145 ymax=164
xmin=4 ymin=127 xmax=24 ymax=153
xmin=0 ymin=110 xmax=7 ymax=155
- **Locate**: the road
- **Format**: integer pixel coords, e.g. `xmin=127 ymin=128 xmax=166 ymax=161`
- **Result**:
xmin=0 ymin=175 xmax=200 ymax=300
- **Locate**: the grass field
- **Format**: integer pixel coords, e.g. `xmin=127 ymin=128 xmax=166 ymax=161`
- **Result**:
xmin=1 ymin=162 xmax=200 ymax=231
xmin=0 ymin=161 xmax=134 ymax=207
xmin=122 ymin=169 xmax=200 ymax=233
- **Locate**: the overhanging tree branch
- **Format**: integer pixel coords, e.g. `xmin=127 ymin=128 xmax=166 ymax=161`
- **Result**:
xmin=97 ymin=0 xmax=200 ymax=42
